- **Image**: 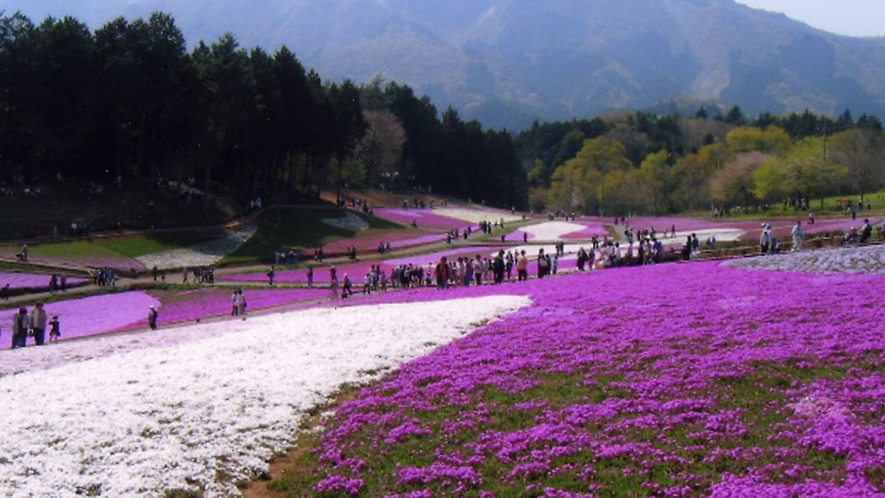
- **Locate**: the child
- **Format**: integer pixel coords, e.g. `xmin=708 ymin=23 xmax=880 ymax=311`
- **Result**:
xmin=49 ymin=315 xmax=60 ymax=343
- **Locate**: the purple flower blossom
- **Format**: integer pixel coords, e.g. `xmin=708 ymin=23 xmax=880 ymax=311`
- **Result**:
xmin=300 ymin=260 xmax=885 ymax=494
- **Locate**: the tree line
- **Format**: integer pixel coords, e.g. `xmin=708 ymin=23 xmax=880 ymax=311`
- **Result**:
xmin=0 ymin=11 xmax=529 ymax=210
xmin=515 ymin=106 xmax=885 ymax=216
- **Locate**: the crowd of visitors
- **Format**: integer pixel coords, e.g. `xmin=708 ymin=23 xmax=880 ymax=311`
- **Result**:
xmin=92 ymin=267 xmax=117 ymax=287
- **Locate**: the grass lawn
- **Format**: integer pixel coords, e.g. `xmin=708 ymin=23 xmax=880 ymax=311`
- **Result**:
xmin=0 ymin=240 xmax=131 ymax=266
xmin=683 ymin=189 xmax=885 ymax=221
xmin=93 ymin=230 xmax=226 ymax=258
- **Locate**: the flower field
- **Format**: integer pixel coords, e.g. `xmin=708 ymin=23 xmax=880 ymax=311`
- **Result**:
xmin=148 ymin=287 xmax=332 ymax=324
xmin=4 ymin=232 xmax=885 ymax=497
xmin=0 ymin=287 xmax=332 ymax=349
xmin=277 ymin=252 xmax=885 ymax=497
xmin=320 ymin=232 xmax=447 ymax=256
xmin=507 ymin=221 xmax=608 ymax=242
xmin=0 ymin=291 xmax=160 ymax=349
xmin=372 ymin=209 xmax=480 ymax=230
xmin=0 ymin=272 xmax=86 ymax=290
xmin=0 ymin=296 xmax=527 ymax=497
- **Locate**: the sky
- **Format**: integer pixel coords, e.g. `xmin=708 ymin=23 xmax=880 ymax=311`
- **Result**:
xmin=736 ymin=0 xmax=885 ymax=38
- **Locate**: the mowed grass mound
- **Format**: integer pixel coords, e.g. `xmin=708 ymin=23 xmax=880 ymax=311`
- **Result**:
xmin=266 ymin=262 xmax=885 ymax=497
xmin=224 ymin=206 xmax=404 ymax=265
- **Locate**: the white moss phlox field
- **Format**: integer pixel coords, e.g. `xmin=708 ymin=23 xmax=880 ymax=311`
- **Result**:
xmin=431 ymin=207 xmax=522 ymax=224
xmin=135 ymin=224 xmax=257 ymax=270
xmin=723 ymin=244 xmax=885 ymax=274
xmin=322 ymin=212 xmax=369 ymax=231
xmin=519 ymin=221 xmax=590 ymax=240
xmin=0 ymin=295 xmax=529 ymax=497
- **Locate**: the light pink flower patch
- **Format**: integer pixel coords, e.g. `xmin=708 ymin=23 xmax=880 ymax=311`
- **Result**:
xmin=0 ymin=272 xmax=87 ymax=290
xmin=153 ymin=287 xmax=331 ymax=324
xmin=373 ymin=209 xmax=478 ymax=231
xmin=322 ymin=232 xmax=448 ymax=256
xmin=559 ymin=223 xmax=608 ymax=239
xmin=0 ymin=291 xmax=160 ymax=348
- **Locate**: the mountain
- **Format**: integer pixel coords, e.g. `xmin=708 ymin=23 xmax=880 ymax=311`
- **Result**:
xmin=5 ymin=0 xmax=885 ymax=130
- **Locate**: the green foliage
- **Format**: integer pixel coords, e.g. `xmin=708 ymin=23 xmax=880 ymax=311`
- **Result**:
xmin=548 ymin=137 xmax=635 ymax=215
xmin=726 ymin=126 xmax=791 ymax=154
xmin=640 ymin=150 xmax=672 ymax=215
xmin=830 ymin=129 xmax=885 ymax=199
xmin=753 ymin=159 xmax=789 ymax=203
xmin=0 ymin=240 xmax=130 ymax=263
xmin=781 ymin=137 xmax=849 ymax=200
xmin=516 ymin=107 xmax=885 ymax=215
xmin=709 ymin=152 xmax=769 ymax=209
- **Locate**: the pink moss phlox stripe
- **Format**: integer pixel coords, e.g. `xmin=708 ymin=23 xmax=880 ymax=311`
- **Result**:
xmin=315 ymin=232 xmax=451 ymax=260
xmin=559 ymin=224 xmax=608 ymax=239
xmin=0 ymin=287 xmax=330 ymax=348
xmin=23 ymin=255 xmax=146 ymax=271
xmin=0 ymin=272 xmax=87 ymax=290
xmin=505 ymin=230 xmax=534 ymax=241
xmin=373 ymin=208 xmax=480 ymax=230
xmin=153 ymin=287 xmax=330 ymax=324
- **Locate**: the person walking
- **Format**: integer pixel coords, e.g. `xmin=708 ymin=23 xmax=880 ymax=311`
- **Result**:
xmin=148 ymin=305 xmax=159 ymax=330
xmin=791 ymin=220 xmax=805 ymax=251
xmin=236 ymin=290 xmax=246 ymax=316
xmin=29 ymin=301 xmax=48 ymax=346
xmin=12 ymin=307 xmax=28 ymax=349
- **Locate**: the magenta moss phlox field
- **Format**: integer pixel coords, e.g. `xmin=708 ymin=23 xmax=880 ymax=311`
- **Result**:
xmin=306 ymin=261 xmax=885 ymax=496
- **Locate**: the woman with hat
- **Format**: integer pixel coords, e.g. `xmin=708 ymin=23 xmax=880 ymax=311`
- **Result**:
xmin=148 ymin=305 xmax=159 ymax=330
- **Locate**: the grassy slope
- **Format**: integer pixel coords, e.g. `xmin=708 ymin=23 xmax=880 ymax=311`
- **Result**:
xmin=224 ymin=206 xmax=405 ymax=265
